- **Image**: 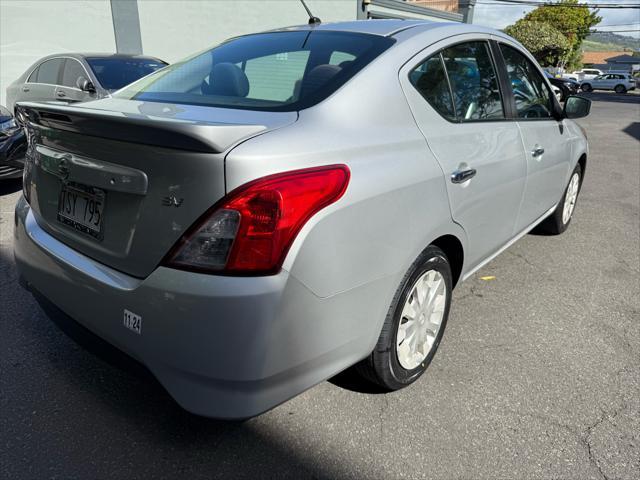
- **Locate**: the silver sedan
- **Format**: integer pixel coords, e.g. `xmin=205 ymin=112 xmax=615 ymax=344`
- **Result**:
xmin=14 ymin=20 xmax=590 ymax=419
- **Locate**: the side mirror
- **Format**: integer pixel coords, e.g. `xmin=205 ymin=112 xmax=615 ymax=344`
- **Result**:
xmin=563 ymin=96 xmax=591 ymax=119
xmin=76 ymin=77 xmax=96 ymax=93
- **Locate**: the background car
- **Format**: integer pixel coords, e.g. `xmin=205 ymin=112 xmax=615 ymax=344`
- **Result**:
xmin=581 ymin=73 xmax=636 ymax=94
xmin=563 ymin=68 xmax=602 ymax=82
xmin=5 ymin=54 xmax=167 ymax=112
xmin=0 ymin=105 xmax=26 ymax=180
xmin=545 ymin=71 xmax=579 ymax=101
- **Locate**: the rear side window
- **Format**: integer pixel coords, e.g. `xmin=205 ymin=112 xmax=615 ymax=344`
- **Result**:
xmin=442 ymin=42 xmax=504 ymax=121
xmin=27 ymin=66 xmax=39 ymax=83
xmin=499 ymin=44 xmax=553 ymax=119
xmin=61 ymin=58 xmax=88 ymax=88
xmin=34 ymin=58 xmax=64 ymax=84
xmin=114 ymin=31 xmax=395 ymax=111
xmin=410 ymin=55 xmax=456 ymax=121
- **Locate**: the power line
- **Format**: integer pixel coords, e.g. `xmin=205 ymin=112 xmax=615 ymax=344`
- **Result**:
xmin=594 ymin=23 xmax=640 ymax=26
xmin=475 ymin=0 xmax=640 ymax=7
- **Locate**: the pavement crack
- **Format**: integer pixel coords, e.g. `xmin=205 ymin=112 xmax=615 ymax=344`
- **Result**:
xmin=456 ymin=285 xmax=485 ymax=301
xmin=506 ymin=250 xmax=537 ymax=269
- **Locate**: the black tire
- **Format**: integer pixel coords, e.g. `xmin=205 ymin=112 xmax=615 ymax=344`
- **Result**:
xmin=581 ymin=83 xmax=592 ymax=92
xmin=535 ymin=163 xmax=582 ymax=235
xmin=356 ymin=246 xmax=452 ymax=390
xmin=614 ymin=84 xmax=627 ymax=94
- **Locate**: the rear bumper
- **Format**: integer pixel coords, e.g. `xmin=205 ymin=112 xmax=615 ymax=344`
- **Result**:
xmin=14 ymin=197 xmax=388 ymax=418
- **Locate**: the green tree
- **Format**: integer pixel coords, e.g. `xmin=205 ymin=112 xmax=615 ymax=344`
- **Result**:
xmin=522 ymin=0 xmax=602 ymax=69
xmin=504 ymin=20 xmax=570 ymax=66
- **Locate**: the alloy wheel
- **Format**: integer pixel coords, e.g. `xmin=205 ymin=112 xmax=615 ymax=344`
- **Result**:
xmin=562 ymin=172 xmax=580 ymax=225
xmin=396 ymin=270 xmax=447 ymax=370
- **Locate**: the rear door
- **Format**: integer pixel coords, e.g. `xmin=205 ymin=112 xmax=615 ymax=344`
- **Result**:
xmin=55 ymin=58 xmax=96 ymax=103
xmin=21 ymin=58 xmax=63 ymax=104
xmin=495 ymin=41 xmax=571 ymax=230
xmin=400 ymin=36 xmax=527 ymax=270
xmin=598 ymin=74 xmax=616 ymax=90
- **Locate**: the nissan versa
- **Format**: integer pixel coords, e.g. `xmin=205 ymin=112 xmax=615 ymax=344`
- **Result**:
xmin=14 ymin=20 xmax=590 ymax=419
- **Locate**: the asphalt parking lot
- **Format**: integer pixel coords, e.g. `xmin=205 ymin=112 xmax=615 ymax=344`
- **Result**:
xmin=1 ymin=92 xmax=638 ymax=480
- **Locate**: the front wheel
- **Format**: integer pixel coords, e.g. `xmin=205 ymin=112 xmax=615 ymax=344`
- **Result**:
xmin=356 ymin=246 xmax=452 ymax=390
xmin=536 ymin=163 xmax=582 ymax=235
xmin=614 ymin=84 xmax=627 ymax=94
xmin=581 ymin=83 xmax=592 ymax=92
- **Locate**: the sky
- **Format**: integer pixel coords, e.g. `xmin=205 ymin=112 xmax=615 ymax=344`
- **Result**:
xmin=473 ymin=0 xmax=640 ymax=39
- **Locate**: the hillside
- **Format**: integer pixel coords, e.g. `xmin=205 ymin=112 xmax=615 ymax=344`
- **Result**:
xmin=584 ymin=32 xmax=640 ymax=52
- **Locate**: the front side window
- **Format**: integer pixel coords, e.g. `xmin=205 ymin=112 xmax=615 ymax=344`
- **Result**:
xmin=441 ymin=41 xmax=504 ymax=121
xmin=499 ymin=44 xmax=553 ymax=119
xmin=61 ymin=59 xmax=87 ymax=88
xmin=114 ymin=31 xmax=394 ymax=111
xmin=409 ymin=54 xmax=456 ymax=121
xmin=35 ymin=58 xmax=64 ymax=84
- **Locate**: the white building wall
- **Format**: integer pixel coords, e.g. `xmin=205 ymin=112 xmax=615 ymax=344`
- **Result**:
xmin=137 ymin=0 xmax=357 ymax=63
xmin=0 ymin=0 xmax=116 ymax=106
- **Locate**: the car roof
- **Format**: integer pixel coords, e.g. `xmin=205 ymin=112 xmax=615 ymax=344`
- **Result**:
xmin=38 ymin=53 xmax=166 ymax=63
xmin=271 ymin=19 xmax=496 ymax=37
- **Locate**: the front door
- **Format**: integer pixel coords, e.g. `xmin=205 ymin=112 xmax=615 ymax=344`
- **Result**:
xmin=55 ymin=58 xmax=96 ymax=104
xmin=400 ymin=37 xmax=527 ymax=270
xmin=496 ymin=42 xmax=572 ymax=230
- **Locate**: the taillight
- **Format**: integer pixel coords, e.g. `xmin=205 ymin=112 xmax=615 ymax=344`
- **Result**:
xmin=164 ymin=165 xmax=350 ymax=275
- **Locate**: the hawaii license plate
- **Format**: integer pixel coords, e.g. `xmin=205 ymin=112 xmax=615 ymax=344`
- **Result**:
xmin=57 ymin=183 xmax=105 ymax=238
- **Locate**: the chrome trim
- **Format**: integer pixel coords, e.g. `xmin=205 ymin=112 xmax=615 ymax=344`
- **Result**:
xmin=25 ymin=56 xmax=95 ymax=91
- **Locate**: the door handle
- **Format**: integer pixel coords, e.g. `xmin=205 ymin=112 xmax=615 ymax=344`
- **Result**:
xmin=56 ymin=90 xmax=66 ymax=97
xmin=451 ymin=167 xmax=477 ymax=184
xmin=531 ymin=146 xmax=545 ymax=158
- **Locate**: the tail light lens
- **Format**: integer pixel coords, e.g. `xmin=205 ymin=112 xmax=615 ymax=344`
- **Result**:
xmin=164 ymin=165 xmax=350 ymax=275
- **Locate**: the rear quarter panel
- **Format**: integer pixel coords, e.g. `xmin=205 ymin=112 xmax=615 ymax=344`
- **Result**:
xmin=225 ymin=43 xmax=467 ymax=303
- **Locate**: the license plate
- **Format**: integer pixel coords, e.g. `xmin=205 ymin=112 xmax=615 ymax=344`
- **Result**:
xmin=57 ymin=183 xmax=105 ymax=238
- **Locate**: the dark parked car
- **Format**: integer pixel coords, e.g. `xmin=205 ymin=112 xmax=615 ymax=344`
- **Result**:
xmin=545 ymin=72 xmax=580 ymax=101
xmin=5 ymin=54 xmax=167 ymax=112
xmin=0 ymin=105 xmax=26 ymax=179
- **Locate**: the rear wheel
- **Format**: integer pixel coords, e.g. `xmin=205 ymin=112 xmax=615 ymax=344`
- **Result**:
xmin=356 ymin=246 xmax=452 ymax=390
xmin=614 ymin=84 xmax=627 ymax=94
xmin=581 ymin=83 xmax=592 ymax=92
xmin=536 ymin=163 xmax=582 ymax=235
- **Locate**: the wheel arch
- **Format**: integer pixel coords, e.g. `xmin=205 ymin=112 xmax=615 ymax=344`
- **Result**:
xmin=431 ymin=234 xmax=464 ymax=288
xmin=578 ymin=153 xmax=587 ymax=177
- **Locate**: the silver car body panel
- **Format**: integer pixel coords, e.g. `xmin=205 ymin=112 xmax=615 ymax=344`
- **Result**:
xmin=14 ymin=20 xmax=588 ymax=418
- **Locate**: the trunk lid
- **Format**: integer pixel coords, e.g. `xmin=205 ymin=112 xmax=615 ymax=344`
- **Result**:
xmin=19 ymin=98 xmax=296 ymax=278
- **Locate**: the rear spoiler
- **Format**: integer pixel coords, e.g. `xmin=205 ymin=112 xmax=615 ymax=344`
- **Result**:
xmin=16 ymin=101 xmax=266 ymax=153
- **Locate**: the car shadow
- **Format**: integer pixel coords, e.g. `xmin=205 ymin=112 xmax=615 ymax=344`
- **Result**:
xmin=0 ymin=178 xmax=22 ymax=196
xmin=622 ymin=122 xmax=640 ymax=142
xmin=328 ymin=365 xmax=388 ymax=394
xmin=0 ymin=246 xmax=358 ymax=479
xmin=578 ymin=91 xmax=640 ymax=105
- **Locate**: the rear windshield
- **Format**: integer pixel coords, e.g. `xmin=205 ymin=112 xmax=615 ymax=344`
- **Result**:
xmin=87 ymin=57 xmax=167 ymax=91
xmin=114 ymin=31 xmax=395 ymax=111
